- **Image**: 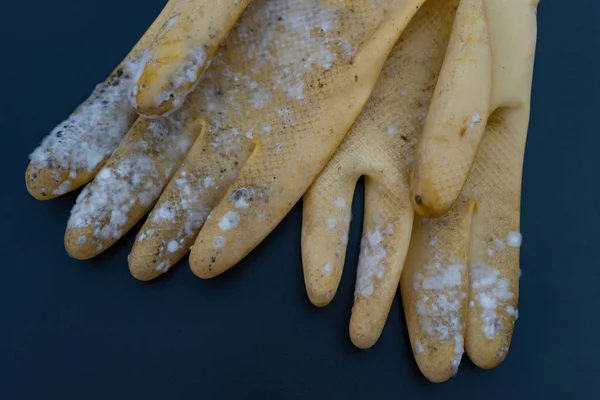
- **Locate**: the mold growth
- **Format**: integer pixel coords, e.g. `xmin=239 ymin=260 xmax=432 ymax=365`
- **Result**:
xmin=30 ymin=55 xmax=146 ymax=174
xmin=471 ymin=261 xmax=515 ymax=339
xmin=66 ymin=108 xmax=193 ymax=250
xmin=234 ymin=0 xmax=356 ymax=102
xmin=413 ymin=253 xmax=466 ymax=373
xmin=355 ymin=224 xmax=393 ymax=298
xmin=150 ymin=45 xmax=208 ymax=112
xmin=219 ymin=211 xmax=241 ymax=230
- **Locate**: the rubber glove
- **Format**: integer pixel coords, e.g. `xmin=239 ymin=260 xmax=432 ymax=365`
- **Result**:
xmin=130 ymin=0 xmax=426 ymax=280
xmin=26 ymin=0 xmax=427 ymax=276
xmin=301 ymin=0 xmax=539 ymax=383
xmin=26 ymin=0 xmax=248 ymax=200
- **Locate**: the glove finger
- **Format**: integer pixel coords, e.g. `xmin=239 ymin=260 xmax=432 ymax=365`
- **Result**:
xmin=188 ymin=141 xmax=331 ymax=279
xmin=486 ymin=0 xmax=540 ymax=110
xmin=464 ymin=0 xmax=538 ymax=368
xmin=400 ymin=198 xmax=475 ymax=383
xmin=302 ymin=157 xmax=360 ymax=307
xmin=410 ymin=0 xmax=493 ymax=218
xmin=128 ymin=129 xmax=255 ymax=280
xmin=64 ymin=112 xmax=202 ymax=260
xmin=25 ymin=0 xmax=178 ymax=200
xmin=464 ymin=111 xmax=530 ymax=368
xmin=188 ymin=0 xmax=426 ymax=279
xmin=349 ymin=177 xmax=413 ymax=349
xmin=331 ymin=0 xmax=460 ymax=349
xmin=132 ymin=0 xmax=250 ymax=117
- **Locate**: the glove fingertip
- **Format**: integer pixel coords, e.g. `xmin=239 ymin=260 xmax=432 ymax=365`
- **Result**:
xmin=64 ymin=227 xmax=99 ymax=261
xmin=188 ymin=241 xmax=221 ymax=280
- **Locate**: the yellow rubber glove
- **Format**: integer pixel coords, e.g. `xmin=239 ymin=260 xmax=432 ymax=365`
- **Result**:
xmin=25 ymin=0 xmax=246 ymax=200
xmin=26 ymin=0 xmax=427 ymax=277
xmin=302 ymin=0 xmax=539 ymax=383
xmin=137 ymin=0 xmax=427 ymax=280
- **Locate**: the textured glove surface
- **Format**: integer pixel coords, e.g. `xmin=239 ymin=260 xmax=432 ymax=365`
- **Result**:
xmin=302 ymin=0 xmax=539 ymax=382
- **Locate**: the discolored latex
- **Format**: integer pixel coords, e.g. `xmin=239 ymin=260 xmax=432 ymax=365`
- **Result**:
xmin=302 ymin=0 xmax=460 ymax=350
xmin=25 ymin=0 xmax=179 ymax=200
xmin=303 ymin=0 xmax=539 ymax=381
xmin=132 ymin=0 xmax=251 ymax=117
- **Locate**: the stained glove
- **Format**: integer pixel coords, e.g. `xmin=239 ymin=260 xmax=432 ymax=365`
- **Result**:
xmin=26 ymin=0 xmax=427 ymax=278
xmin=131 ymin=0 xmax=426 ymax=280
xmin=132 ymin=0 xmax=251 ymax=117
xmin=26 ymin=0 xmax=248 ymax=201
xmin=301 ymin=0 xmax=538 ymax=383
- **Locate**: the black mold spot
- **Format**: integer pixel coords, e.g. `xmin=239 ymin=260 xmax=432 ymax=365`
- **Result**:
xmin=230 ymin=187 xmax=254 ymax=205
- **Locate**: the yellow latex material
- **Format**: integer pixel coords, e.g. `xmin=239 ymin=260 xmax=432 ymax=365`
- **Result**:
xmin=26 ymin=0 xmax=427 ymax=270
xmin=410 ymin=0 xmax=539 ymax=218
xmin=129 ymin=0 xmax=426 ymax=280
xmin=303 ymin=0 xmax=539 ymax=382
xmin=404 ymin=0 xmax=538 ymax=380
xmin=302 ymin=0 xmax=459 ymax=352
xmin=25 ymin=0 xmax=245 ymax=203
xmin=132 ymin=0 xmax=251 ymax=117
xmin=25 ymin=0 xmax=179 ymax=201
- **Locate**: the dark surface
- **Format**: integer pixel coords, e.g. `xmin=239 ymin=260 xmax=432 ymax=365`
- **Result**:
xmin=2 ymin=1 xmax=599 ymax=399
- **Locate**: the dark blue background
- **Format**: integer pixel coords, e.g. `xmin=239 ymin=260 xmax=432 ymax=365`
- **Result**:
xmin=2 ymin=1 xmax=598 ymax=398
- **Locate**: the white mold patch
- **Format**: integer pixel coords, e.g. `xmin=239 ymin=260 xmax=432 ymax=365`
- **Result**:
xmin=494 ymin=238 xmax=505 ymax=251
xmin=333 ymin=197 xmax=347 ymax=209
xmin=235 ymin=0 xmax=356 ymax=102
xmin=164 ymin=16 xmax=178 ymax=30
xmin=507 ymin=231 xmax=522 ymax=248
xmin=167 ymin=240 xmax=179 ymax=253
xmin=386 ymin=120 xmax=403 ymax=137
xmin=155 ymin=261 xmax=171 ymax=274
xmin=506 ymin=305 xmax=518 ymax=320
xmin=149 ymin=45 xmax=208 ymax=112
xmin=415 ymin=340 xmax=424 ymax=354
xmin=66 ymin=107 xmax=193 ymax=248
xmin=468 ymin=112 xmax=481 ymax=129
xmin=326 ymin=217 xmax=337 ymax=230
xmin=355 ymin=225 xmax=392 ymax=298
xmin=413 ymin=251 xmax=466 ymax=369
xmin=214 ymin=236 xmax=226 ymax=249
xmin=173 ymin=171 xmax=211 ymax=237
xmin=53 ymin=181 xmax=72 ymax=196
xmin=428 ymin=236 xmax=440 ymax=247
xmin=30 ymin=56 xmax=145 ymax=174
xmin=203 ymin=176 xmax=215 ymax=188
xmin=153 ymin=202 xmax=177 ymax=222
xmin=451 ymin=333 xmax=464 ymax=374
xmin=219 ymin=211 xmax=240 ymax=230
xmin=68 ymin=154 xmax=160 ymax=242
xmin=471 ymin=261 xmax=514 ymax=339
